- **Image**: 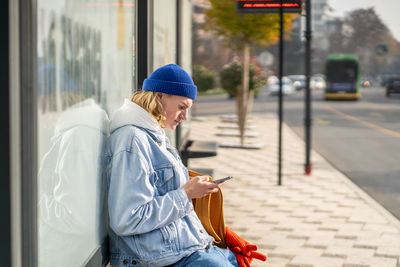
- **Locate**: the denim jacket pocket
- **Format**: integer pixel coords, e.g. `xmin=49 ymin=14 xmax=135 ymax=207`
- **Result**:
xmin=154 ymin=167 xmax=176 ymax=194
xmin=165 ymin=222 xmax=181 ymax=251
xmin=133 ymin=227 xmax=174 ymax=260
xmin=160 ymin=225 xmax=173 ymax=245
xmin=162 ymin=222 xmax=179 ymax=251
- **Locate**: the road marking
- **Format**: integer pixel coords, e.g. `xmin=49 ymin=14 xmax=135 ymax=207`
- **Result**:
xmin=364 ymin=100 xmax=396 ymax=111
xmin=368 ymin=112 xmax=384 ymax=119
xmin=315 ymin=117 xmax=330 ymax=125
xmin=324 ymin=105 xmax=400 ymax=139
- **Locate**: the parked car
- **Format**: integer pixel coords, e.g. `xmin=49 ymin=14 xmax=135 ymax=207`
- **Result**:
xmin=310 ymin=76 xmax=326 ymax=90
xmin=288 ymin=75 xmax=306 ymax=91
xmin=386 ymin=77 xmax=400 ymax=97
xmin=267 ymin=76 xmax=295 ymax=95
xmin=380 ymin=74 xmax=400 ymax=86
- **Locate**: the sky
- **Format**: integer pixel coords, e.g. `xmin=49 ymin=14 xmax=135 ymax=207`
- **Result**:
xmin=328 ymin=0 xmax=400 ymax=41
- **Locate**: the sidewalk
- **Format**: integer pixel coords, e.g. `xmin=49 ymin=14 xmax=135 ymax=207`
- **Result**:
xmin=188 ymin=113 xmax=400 ymax=267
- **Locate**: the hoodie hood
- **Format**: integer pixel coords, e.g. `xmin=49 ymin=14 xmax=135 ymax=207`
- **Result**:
xmin=110 ymin=99 xmax=165 ymax=137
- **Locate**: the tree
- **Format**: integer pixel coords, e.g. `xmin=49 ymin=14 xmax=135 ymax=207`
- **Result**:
xmin=325 ymin=8 xmax=400 ymax=76
xmin=204 ymin=0 xmax=297 ymax=145
xmin=192 ymin=65 xmax=216 ymax=92
xmin=220 ymin=60 xmax=266 ymax=98
xmin=345 ymin=8 xmax=389 ymax=51
xmin=345 ymin=7 xmax=399 ymax=75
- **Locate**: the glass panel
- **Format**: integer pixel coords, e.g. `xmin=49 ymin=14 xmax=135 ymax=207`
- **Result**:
xmin=178 ymin=0 xmax=193 ymax=146
xmin=36 ymin=1 xmax=135 ymax=266
xmin=152 ymin=0 xmax=177 ymax=70
xmin=152 ymin=0 xmax=177 ymax=145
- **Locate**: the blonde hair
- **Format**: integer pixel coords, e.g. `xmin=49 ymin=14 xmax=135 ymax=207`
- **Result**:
xmin=131 ymin=91 xmax=166 ymax=126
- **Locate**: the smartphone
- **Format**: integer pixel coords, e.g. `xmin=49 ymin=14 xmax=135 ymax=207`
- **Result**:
xmin=212 ymin=176 xmax=233 ymax=184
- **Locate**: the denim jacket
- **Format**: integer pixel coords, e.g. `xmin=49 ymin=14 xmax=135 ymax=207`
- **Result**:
xmin=106 ymin=100 xmax=213 ymax=267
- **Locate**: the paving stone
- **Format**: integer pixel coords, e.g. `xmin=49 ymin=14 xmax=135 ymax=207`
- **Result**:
xmin=325 ymin=246 xmax=375 ymax=258
xmin=286 ymin=247 xmax=326 ymax=266
xmin=344 ymin=255 xmax=398 ymax=267
xmin=331 ymin=238 xmax=357 ymax=248
xmin=381 ymin=232 xmax=400 ymax=241
xmin=258 ymin=255 xmax=291 ymax=267
xmin=334 ymin=234 xmax=358 ymax=241
xmin=375 ymin=246 xmax=400 ymax=259
xmin=265 ymin=238 xmax=306 ymax=250
xmin=303 ymin=256 xmax=345 ymax=267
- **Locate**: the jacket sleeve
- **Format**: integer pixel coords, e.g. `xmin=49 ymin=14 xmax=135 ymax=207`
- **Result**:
xmin=107 ymin=148 xmax=193 ymax=236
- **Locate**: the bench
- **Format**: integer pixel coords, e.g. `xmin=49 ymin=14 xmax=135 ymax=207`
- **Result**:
xmin=180 ymin=140 xmax=218 ymax=168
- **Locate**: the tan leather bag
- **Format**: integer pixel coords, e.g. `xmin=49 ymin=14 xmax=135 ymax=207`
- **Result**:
xmin=188 ymin=169 xmax=226 ymax=248
xmin=188 ymin=170 xmax=267 ymax=266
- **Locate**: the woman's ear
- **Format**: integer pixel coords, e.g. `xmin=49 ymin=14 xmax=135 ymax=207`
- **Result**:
xmin=157 ymin=92 xmax=163 ymax=99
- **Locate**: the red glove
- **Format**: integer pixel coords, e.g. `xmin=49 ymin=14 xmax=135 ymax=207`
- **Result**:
xmin=225 ymin=226 xmax=267 ymax=267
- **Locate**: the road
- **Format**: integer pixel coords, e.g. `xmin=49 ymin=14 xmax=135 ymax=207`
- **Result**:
xmin=193 ymin=86 xmax=400 ymax=220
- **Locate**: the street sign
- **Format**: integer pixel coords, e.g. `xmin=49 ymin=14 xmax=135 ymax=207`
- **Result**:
xmin=236 ymin=0 xmax=302 ymax=14
xmin=257 ymin=51 xmax=274 ymax=67
xmin=375 ymin=43 xmax=389 ymax=57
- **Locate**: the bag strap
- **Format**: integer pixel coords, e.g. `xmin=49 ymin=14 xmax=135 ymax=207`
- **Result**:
xmin=188 ymin=169 xmax=226 ymax=248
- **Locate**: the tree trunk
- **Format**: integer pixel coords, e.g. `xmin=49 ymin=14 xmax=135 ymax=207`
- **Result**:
xmin=237 ymin=43 xmax=250 ymax=145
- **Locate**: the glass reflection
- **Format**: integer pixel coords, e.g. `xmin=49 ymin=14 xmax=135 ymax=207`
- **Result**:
xmin=38 ymin=99 xmax=109 ymax=267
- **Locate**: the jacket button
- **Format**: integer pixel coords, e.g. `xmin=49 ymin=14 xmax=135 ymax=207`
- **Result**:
xmin=200 ymin=229 xmax=204 ymax=233
xmin=123 ymin=259 xmax=128 ymax=264
xmin=132 ymin=260 xmax=137 ymax=265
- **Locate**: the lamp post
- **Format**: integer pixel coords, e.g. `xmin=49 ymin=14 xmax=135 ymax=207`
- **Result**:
xmin=278 ymin=0 xmax=284 ymax=185
xmin=304 ymin=0 xmax=312 ymax=175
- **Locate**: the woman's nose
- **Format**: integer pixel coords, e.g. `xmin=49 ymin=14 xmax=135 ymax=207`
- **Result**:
xmin=181 ymin=110 xmax=188 ymax=120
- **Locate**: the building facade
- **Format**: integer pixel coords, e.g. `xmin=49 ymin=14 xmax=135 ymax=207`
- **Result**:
xmin=309 ymin=0 xmax=330 ymax=50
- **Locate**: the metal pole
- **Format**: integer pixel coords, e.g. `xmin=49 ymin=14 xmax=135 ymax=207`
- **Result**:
xmin=136 ymin=0 xmax=149 ymax=89
xmin=175 ymin=0 xmax=182 ymax=150
xmin=304 ymin=0 xmax=312 ymax=175
xmin=278 ymin=0 xmax=284 ymax=185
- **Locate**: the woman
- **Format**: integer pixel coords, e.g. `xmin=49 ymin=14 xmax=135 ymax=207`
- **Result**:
xmin=106 ymin=64 xmax=238 ymax=267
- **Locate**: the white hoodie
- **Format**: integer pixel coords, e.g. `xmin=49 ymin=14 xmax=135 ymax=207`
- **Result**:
xmin=110 ymin=98 xmax=167 ymax=149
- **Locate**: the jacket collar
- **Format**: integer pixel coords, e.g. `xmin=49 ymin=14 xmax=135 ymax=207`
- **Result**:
xmin=110 ymin=99 xmax=165 ymax=141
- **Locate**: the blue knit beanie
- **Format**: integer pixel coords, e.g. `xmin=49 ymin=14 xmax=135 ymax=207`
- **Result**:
xmin=143 ymin=64 xmax=197 ymax=100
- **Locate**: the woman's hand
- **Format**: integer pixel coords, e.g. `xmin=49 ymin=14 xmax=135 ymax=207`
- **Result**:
xmin=183 ymin=176 xmax=221 ymax=199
